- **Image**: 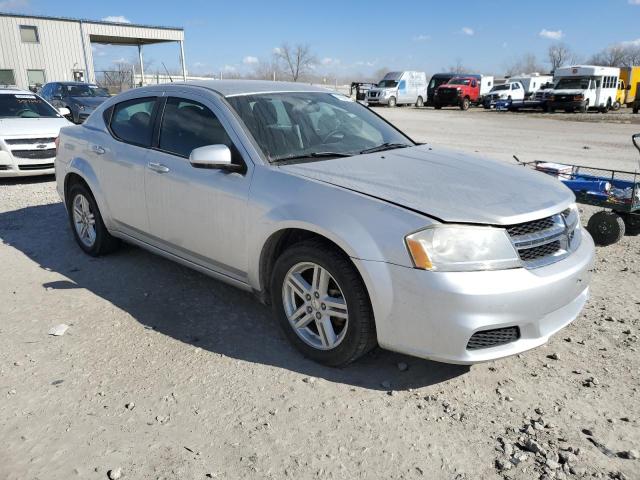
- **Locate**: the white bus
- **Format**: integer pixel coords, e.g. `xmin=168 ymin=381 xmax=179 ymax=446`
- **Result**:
xmin=548 ymin=65 xmax=620 ymax=113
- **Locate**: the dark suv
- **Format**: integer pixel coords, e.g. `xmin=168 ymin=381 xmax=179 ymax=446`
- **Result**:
xmin=40 ymin=82 xmax=110 ymax=123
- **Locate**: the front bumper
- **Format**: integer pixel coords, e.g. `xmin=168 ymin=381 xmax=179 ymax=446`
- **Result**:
xmin=354 ymin=229 xmax=595 ymax=364
xmin=366 ymin=96 xmax=389 ymax=105
xmin=0 ymin=150 xmax=55 ymax=177
xmin=548 ymin=100 xmax=586 ymax=110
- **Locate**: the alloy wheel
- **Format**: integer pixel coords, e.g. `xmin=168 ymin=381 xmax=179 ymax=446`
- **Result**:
xmin=282 ymin=262 xmax=349 ymax=350
xmin=72 ymin=193 xmax=97 ymax=248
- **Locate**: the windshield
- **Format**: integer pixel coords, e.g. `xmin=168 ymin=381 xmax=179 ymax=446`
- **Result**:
xmin=429 ymin=78 xmax=450 ymax=89
xmin=377 ymin=80 xmax=398 ymax=88
xmin=0 ymin=93 xmax=61 ymax=118
xmin=63 ymin=84 xmax=110 ymax=97
xmin=227 ymin=92 xmax=414 ymax=162
xmin=555 ymin=77 xmax=590 ymax=90
xmin=448 ymin=78 xmax=471 ymax=86
xmin=491 ymin=85 xmax=510 ymax=92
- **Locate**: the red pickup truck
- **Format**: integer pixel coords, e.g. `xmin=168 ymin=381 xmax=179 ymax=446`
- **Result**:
xmin=433 ymin=76 xmax=480 ymax=110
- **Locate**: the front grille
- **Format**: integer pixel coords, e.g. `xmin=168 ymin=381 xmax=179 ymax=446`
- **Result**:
xmin=507 ymin=217 xmax=555 ymax=237
xmin=18 ymin=163 xmax=54 ymax=171
xmin=506 ymin=213 xmax=576 ymax=268
xmin=11 ymin=148 xmax=56 ymax=159
xmin=369 ymin=92 xmax=378 ymax=98
xmin=518 ymin=240 xmax=561 ymax=261
xmin=5 ymin=137 xmax=55 ymax=145
xmin=467 ymin=326 xmax=520 ymax=350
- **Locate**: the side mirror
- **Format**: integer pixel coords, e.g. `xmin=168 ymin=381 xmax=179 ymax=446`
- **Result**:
xmin=189 ymin=144 xmax=240 ymax=171
xmin=58 ymin=107 xmax=71 ymax=117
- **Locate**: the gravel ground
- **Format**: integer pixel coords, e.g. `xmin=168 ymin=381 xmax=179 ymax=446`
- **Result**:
xmin=1 ymin=110 xmax=639 ymax=480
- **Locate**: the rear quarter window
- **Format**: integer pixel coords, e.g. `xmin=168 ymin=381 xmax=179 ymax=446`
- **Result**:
xmin=108 ymin=97 xmax=157 ymax=147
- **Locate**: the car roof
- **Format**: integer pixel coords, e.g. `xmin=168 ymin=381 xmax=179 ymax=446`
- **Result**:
xmin=168 ymin=79 xmax=334 ymax=97
xmin=50 ymin=81 xmax=98 ymax=86
xmin=0 ymin=87 xmax=36 ymax=95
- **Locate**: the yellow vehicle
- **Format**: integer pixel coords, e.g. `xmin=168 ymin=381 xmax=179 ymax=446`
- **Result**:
xmin=618 ymin=66 xmax=640 ymax=108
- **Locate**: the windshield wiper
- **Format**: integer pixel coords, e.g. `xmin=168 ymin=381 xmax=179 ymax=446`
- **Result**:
xmin=272 ymin=151 xmax=353 ymax=163
xmin=359 ymin=143 xmax=411 ymax=154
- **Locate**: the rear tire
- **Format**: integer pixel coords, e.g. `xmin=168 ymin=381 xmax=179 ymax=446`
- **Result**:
xmin=620 ymin=213 xmax=640 ymax=236
xmin=434 ymin=105 xmax=442 ymax=110
xmin=270 ymin=239 xmax=377 ymax=367
xmin=587 ymin=211 xmax=625 ymax=246
xmin=599 ymin=99 xmax=611 ymax=114
xmin=67 ymin=183 xmax=120 ymax=256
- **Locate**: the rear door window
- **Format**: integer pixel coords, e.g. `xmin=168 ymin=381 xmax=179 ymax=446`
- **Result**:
xmin=110 ymin=97 xmax=157 ymax=147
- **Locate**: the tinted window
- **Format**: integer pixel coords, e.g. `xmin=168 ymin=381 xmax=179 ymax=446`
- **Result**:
xmin=110 ymin=97 xmax=156 ymax=147
xmin=159 ymin=97 xmax=234 ymax=158
xmin=0 ymin=69 xmax=15 ymax=85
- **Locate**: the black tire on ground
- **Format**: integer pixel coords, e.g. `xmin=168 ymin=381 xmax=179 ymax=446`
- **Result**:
xmin=415 ymin=96 xmax=424 ymax=107
xmin=564 ymin=108 xmax=574 ymax=113
xmin=599 ymin=99 xmax=611 ymax=114
xmin=434 ymin=105 xmax=442 ymax=110
xmin=586 ymin=211 xmax=625 ymax=246
xmin=620 ymin=213 xmax=640 ymax=235
xmin=612 ymin=101 xmax=621 ymax=111
xmin=460 ymin=97 xmax=470 ymax=110
xmin=270 ymin=239 xmax=377 ymax=367
xmin=633 ymin=106 xmax=639 ymax=114
xmin=547 ymin=105 xmax=555 ymax=113
xmin=580 ymin=100 xmax=589 ymax=113
xmin=67 ymin=182 xmax=120 ymax=256
xmin=388 ymin=96 xmax=396 ymax=107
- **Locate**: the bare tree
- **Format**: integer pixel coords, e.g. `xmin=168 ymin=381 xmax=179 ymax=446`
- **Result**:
xmin=548 ymin=43 xmax=575 ymax=71
xmin=588 ymin=45 xmax=627 ymax=67
xmin=275 ymin=43 xmax=316 ymax=82
xmin=447 ymin=58 xmax=471 ymax=74
xmin=503 ymin=53 xmax=546 ymax=77
xmin=622 ymin=45 xmax=640 ymax=67
xmin=250 ymin=57 xmax=285 ymax=81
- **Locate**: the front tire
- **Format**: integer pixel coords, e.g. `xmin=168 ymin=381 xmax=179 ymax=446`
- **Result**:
xmin=415 ymin=96 xmax=424 ymax=107
xmin=271 ymin=240 xmax=376 ymax=367
xmin=388 ymin=96 xmax=397 ymax=108
xmin=67 ymin=183 xmax=120 ymax=256
xmin=460 ymin=97 xmax=470 ymax=110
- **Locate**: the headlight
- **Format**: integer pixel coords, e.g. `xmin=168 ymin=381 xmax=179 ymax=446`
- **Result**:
xmin=405 ymin=225 xmax=521 ymax=272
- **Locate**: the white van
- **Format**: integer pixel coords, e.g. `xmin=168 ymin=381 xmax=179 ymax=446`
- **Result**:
xmin=547 ymin=65 xmax=620 ymax=113
xmin=508 ymin=73 xmax=554 ymax=98
xmin=366 ymin=71 xmax=428 ymax=107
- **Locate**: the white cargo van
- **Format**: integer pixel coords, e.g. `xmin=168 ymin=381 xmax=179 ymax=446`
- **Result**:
xmin=508 ymin=73 xmax=554 ymax=99
xmin=366 ymin=71 xmax=428 ymax=107
xmin=547 ymin=65 xmax=620 ymax=113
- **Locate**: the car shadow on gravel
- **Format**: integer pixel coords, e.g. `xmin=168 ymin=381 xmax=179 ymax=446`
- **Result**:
xmin=0 ymin=202 xmax=469 ymax=390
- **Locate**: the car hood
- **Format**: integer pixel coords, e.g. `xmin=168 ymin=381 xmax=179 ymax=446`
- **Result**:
xmin=278 ymin=145 xmax=574 ymax=225
xmin=69 ymin=96 xmax=108 ymax=108
xmin=0 ymin=117 xmax=71 ymax=137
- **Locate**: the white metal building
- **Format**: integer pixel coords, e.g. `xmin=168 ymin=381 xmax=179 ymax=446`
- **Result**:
xmin=0 ymin=12 xmax=186 ymax=90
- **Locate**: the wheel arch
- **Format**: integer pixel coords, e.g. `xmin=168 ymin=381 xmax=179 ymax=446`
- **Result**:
xmin=63 ymin=159 xmax=112 ymax=227
xmin=257 ymin=227 xmax=367 ymax=305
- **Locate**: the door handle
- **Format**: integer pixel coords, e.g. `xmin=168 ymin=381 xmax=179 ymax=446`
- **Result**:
xmin=91 ymin=144 xmax=105 ymax=155
xmin=148 ymin=161 xmax=170 ymax=173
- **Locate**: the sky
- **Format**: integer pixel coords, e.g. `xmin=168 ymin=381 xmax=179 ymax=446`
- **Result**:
xmin=1 ymin=0 xmax=640 ymax=79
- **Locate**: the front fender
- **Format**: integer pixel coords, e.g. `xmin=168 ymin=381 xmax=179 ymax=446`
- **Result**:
xmin=245 ymin=167 xmax=434 ymax=290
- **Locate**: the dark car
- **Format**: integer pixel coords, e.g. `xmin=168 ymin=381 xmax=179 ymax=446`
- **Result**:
xmin=40 ymin=82 xmax=110 ymax=123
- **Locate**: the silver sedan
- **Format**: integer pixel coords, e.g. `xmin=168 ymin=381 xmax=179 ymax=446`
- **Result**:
xmin=55 ymin=80 xmax=594 ymax=366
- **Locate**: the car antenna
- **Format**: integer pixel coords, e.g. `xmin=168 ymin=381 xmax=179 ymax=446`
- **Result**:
xmin=162 ymin=62 xmax=174 ymax=83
